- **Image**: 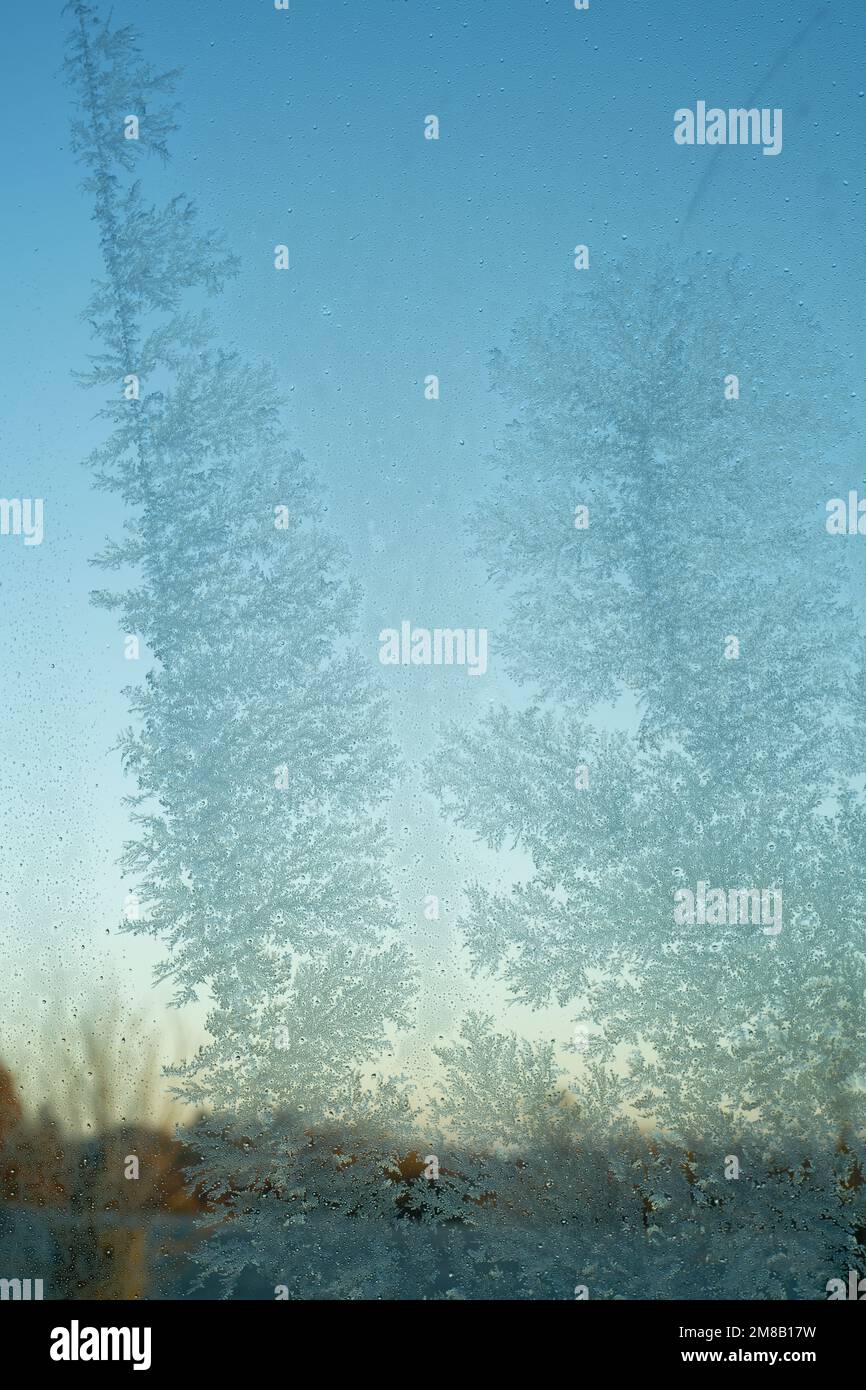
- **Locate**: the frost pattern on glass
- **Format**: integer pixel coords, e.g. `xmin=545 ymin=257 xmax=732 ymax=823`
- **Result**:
xmin=53 ymin=2 xmax=866 ymax=1300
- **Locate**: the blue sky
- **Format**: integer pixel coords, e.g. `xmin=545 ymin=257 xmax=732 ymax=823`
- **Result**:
xmin=1 ymin=0 xmax=864 ymax=1111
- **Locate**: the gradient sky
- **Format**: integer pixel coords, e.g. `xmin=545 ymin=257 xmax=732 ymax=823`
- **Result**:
xmin=1 ymin=0 xmax=864 ymax=1115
